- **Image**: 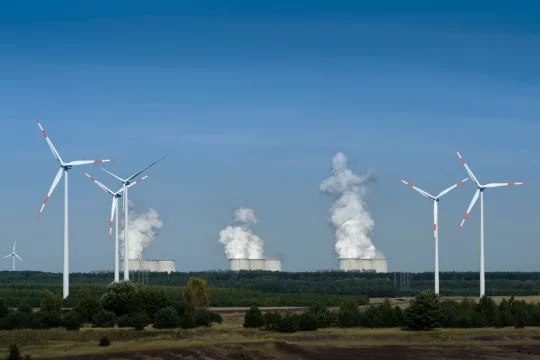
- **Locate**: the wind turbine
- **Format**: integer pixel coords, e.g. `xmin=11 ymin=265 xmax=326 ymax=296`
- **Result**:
xmin=101 ymin=156 xmax=166 ymax=281
xmin=456 ymin=150 xmax=526 ymax=297
xmin=2 ymin=242 xmax=23 ymax=271
xmin=36 ymin=120 xmax=113 ymax=299
xmin=400 ymin=177 xmax=468 ymax=294
xmin=83 ymin=172 xmax=149 ymax=283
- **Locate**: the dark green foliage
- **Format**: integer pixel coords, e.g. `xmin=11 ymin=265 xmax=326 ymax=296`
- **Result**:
xmin=308 ymin=305 xmax=337 ymax=328
xmin=338 ymin=301 xmax=361 ymax=327
xmin=91 ymin=310 xmax=116 ymax=328
xmin=6 ymin=344 xmax=20 ymax=360
xmin=62 ymin=311 xmax=83 ymax=331
xmin=17 ymin=303 xmax=33 ymax=315
xmin=263 ymin=312 xmax=282 ymax=331
xmin=41 ymin=291 xmax=62 ymax=313
xmin=243 ymin=306 xmax=265 ymax=328
xmin=404 ymin=291 xmax=441 ymax=331
xmin=40 ymin=311 xmax=62 ymax=328
xmin=298 ymin=312 xmax=318 ymax=331
xmin=179 ymin=312 xmax=196 ymax=329
xmin=100 ymin=282 xmax=137 ymax=317
xmin=98 ymin=336 xmax=110 ymax=347
xmin=0 ymin=311 xmax=27 ymax=330
xmin=0 ymin=299 xmax=8 ymax=318
xmin=209 ymin=311 xmax=223 ymax=324
xmin=183 ymin=277 xmax=210 ymax=312
xmin=194 ymin=309 xmax=212 ymax=327
xmin=132 ymin=286 xmax=169 ymax=320
xmin=153 ymin=306 xmax=179 ymax=329
xmin=116 ymin=314 xmax=132 ymax=328
xmin=277 ymin=313 xmax=299 ymax=333
xmin=75 ymin=287 xmax=101 ymax=323
xmin=131 ymin=312 xmax=151 ymax=331
xmin=476 ymin=296 xmax=498 ymax=327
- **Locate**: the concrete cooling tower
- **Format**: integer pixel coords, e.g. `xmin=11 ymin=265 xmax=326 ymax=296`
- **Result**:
xmin=127 ymin=259 xmax=176 ymax=274
xmin=229 ymin=258 xmax=281 ymax=272
xmin=339 ymin=257 xmax=388 ymax=273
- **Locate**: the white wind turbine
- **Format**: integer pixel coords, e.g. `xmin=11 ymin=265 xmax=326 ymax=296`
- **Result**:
xmin=101 ymin=156 xmax=166 ymax=281
xmin=456 ymin=150 xmax=526 ymax=297
xmin=36 ymin=120 xmax=113 ymax=299
xmin=2 ymin=242 xmax=23 ymax=271
xmin=83 ymin=172 xmax=149 ymax=283
xmin=400 ymin=177 xmax=468 ymax=294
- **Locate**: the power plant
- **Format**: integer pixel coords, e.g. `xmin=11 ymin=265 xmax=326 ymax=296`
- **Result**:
xmin=229 ymin=258 xmax=281 ymax=272
xmin=126 ymin=259 xmax=176 ymax=274
xmin=338 ymin=257 xmax=388 ymax=273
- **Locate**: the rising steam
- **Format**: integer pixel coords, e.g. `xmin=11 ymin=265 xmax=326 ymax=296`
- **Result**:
xmin=320 ymin=152 xmax=377 ymax=259
xmin=121 ymin=202 xmax=163 ymax=260
xmin=218 ymin=207 xmax=264 ymax=259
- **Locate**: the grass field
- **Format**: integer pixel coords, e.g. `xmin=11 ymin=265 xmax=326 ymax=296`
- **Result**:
xmin=3 ymin=310 xmax=540 ymax=359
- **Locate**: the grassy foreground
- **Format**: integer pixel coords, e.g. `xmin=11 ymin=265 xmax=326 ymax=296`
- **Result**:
xmin=2 ymin=313 xmax=540 ymax=359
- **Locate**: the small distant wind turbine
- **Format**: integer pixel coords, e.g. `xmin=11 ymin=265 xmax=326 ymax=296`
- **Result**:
xmin=456 ymin=150 xmax=526 ymax=297
xmin=2 ymin=242 xmax=23 ymax=271
xmin=83 ymin=172 xmax=149 ymax=283
xmin=400 ymin=177 xmax=468 ymax=294
xmin=36 ymin=120 xmax=113 ymax=299
xmin=101 ymin=156 xmax=166 ymax=281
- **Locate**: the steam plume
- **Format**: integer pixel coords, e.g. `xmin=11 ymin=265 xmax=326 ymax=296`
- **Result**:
xmin=121 ymin=202 xmax=163 ymax=260
xmin=218 ymin=207 xmax=264 ymax=259
xmin=320 ymin=152 xmax=377 ymax=259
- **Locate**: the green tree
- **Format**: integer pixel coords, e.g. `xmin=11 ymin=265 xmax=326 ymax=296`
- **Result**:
xmin=153 ymin=306 xmax=179 ymax=329
xmin=338 ymin=300 xmax=361 ymax=328
xmin=75 ymin=287 xmax=101 ymax=323
xmin=132 ymin=286 xmax=169 ymax=320
xmin=243 ymin=306 xmax=265 ymax=328
xmin=183 ymin=277 xmax=210 ymax=312
xmin=298 ymin=312 xmax=318 ymax=331
xmin=92 ymin=310 xmax=116 ymax=328
xmin=62 ymin=311 xmax=83 ymax=331
xmin=0 ymin=299 xmax=9 ymax=318
xmin=41 ymin=291 xmax=62 ymax=313
xmin=100 ymin=282 xmax=136 ymax=316
xmin=132 ymin=312 xmax=151 ymax=331
xmin=476 ymin=296 xmax=498 ymax=327
xmin=403 ymin=291 xmax=441 ymax=331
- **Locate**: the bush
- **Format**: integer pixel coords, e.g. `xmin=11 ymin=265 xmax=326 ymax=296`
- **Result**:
xmin=244 ymin=307 xmax=265 ymax=328
xmin=117 ymin=314 xmax=132 ymax=328
xmin=62 ymin=311 xmax=83 ymax=331
xmin=277 ymin=314 xmax=299 ymax=333
xmin=0 ymin=299 xmax=8 ymax=318
xmin=98 ymin=336 xmax=110 ymax=347
xmin=17 ymin=303 xmax=33 ymax=316
xmin=0 ymin=311 xmax=28 ymax=330
xmin=179 ymin=312 xmax=196 ymax=329
xmin=132 ymin=312 xmax=151 ymax=331
xmin=100 ymin=282 xmax=137 ymax=317
xmin=132 ymin=287 xmax=169 ymax=321
xmin=263 ymin=312 xmax=282 ymax=331
xmin=6 ymin=344 xmax=20 ymax=360
xmin=298 ymin=312 xmax=318 ymax=331
xmin=308 ymin=305 xmax=337 ymax=328
xmin=153 ymin=306 xmax=179 ymax=329
xmin=338 ymin=301 xmax=361 ymax=328
xmin=183 ymin=277 xmax=210 ymax=312
xmin=75 ymin=287 xmax=101 ymax=323
xmin=40 ymin=311 xmax=62 ymax=328
xmin=209 ymin=311 xmax=223 ymax=324
xmin=195 ymin=309 xmax=212 ymax=327
xmin=404 ymin=291 xmax=441 ymax=331
xmin=92 ymin=310 xmax=116 ymax=328
xmin=41 ymin=292 xmax=62 ymax=313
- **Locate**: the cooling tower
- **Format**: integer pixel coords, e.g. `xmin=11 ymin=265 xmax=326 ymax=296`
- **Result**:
xmin=127 ymin=259 xmax=176 ymax=274
xmin=229 ymin=258 xmax=281 ymax=272
xmin=339 ymin=257 xmax=388 ymax=273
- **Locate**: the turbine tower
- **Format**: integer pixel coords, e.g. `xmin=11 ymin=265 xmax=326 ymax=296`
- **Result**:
xmin=83 ymin=172 xmax=149 ymax=282
xmin=36 ymin=120 xmax=112 ymax=299
xmin=101 ymin=156 xmax=165 ymax=281
xmin=2 ymin=242 xmax=23 ymax=271
xmin=400 ymin=177 xmax=468 ymax=294
xmin=456 ymin=151 xmax=526 ymax=297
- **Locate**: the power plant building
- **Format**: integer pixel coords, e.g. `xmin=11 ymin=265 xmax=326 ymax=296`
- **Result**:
xmin=229 ymin=258 xmax=281 ymax=272
xmin=127 ymin=259 xmax=176 ymax=274
xmin=339 ymin=257 xmax=388 ymax=273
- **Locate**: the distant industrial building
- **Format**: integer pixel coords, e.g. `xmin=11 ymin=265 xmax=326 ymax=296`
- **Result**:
xmin=339 ymin=257 xmax=388 ymax=273
xmin=229 ymin=258 xmax=281 ymax=272
xmin=126 ymin=259 xmax=176 ymax=274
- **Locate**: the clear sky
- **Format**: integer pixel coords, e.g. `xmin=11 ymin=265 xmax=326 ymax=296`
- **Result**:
xmin=1 ymin=1 xmax=538 ymax=273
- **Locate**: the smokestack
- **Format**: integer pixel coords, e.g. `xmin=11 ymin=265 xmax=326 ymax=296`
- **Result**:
xmin=320 ymin=152 xmax=377 ymax=259
xmin=120 ymin=202 xmax=163 ymax=260
xmin=218 ymin=207 xmax=264 ymax=259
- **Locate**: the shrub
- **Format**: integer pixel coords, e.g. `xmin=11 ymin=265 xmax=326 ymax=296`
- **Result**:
xmin=98 ymin=336 xmax=110 ymax=347
xmin=92 ymin=310 xmax=116 ymax=328
xmin=41 ymin=292 xmax=62 ymax=313
xmin=40 ymin=311 xmax=62 ymax=328
xmin=132 ymin=312 xmax=151 ymax=331
xmin=277 ymin=314 xmax=299 ymax=333
xmin=338 ymin=301 xmax=361 ymax=328
xmin=209 ymin=311 xmax=223 ymax=324
xmin=153 ymin=306 xmax=179 ymax=329
xmin=117 ymin=314 xmax=132 ymax=328
xmin=17 ymin=303 xmax=33 ymax=316
xmin=75 ymin=287 xmax=101 ymax=323
xmin=0 ymin=299 xmax=8 ymax=318
xmin=195 ymin=309 xmax=212 ymax=327
xmin=244 ymin=307 xmax=265 ymax=328
xmin=0 ymin=311 xmax=28 ymax=330
xmin=298 ymin=312 xmax=318 ymax=331
xmin=308 ymin=305 xmax=337 ymax=328
xmin=6 ymin=344 xmax=20 ymax=360
xmin=183 ymin=277 xmax=210 ymax=312
xmin=100 ymin=282 xmax=137 ymax=317
xmin=263 ymin=312 xmax=282 ymax=331
xmin=63 ymin=311 xmax=83 ymax=331
xmin=179 ymin=312 xmax=196 ymax=329
xmin=132 ymin=287 xmax=169 ymax=320
xmin=404 ymin=291 xmax=441 ymax=331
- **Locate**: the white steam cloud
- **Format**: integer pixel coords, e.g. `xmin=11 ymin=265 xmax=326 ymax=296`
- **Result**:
xmin=218 ymin=207 xmax=264 ymax=259
xmin=121 ymin=203 xmax=163 ymax=260
xmin=320 ymin=152 xmax=377 ymax=259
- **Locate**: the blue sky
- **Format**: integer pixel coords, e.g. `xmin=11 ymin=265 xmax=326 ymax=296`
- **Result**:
xmin=1 ymin=1 xmax=539 ymax=273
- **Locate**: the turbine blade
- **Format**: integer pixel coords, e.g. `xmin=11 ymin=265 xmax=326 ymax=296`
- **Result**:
xmin=459 ymin=189 xmax=481 ymax=229
xmin=66 ymin=159 xmax=113 ymax=167
xmin=38 ymin=168 xmax=64 ymax=217
xmin=484 ymin=182 xmax=526 ymax=188
xmin=126 ymin=156 xmax=166 ymax=182
xmin=433 ymin=200 xmax=438 ymax=238
xmin=12 ymin=241 xmax=16 ymax=253
xmin=1 ymin=254 xmax=10 ymax=260
xmin=83 ymin=172 xmax=115 ymax=196
xmin=15 ymin=254 xmax=23 ymax=262
xmin=456 ymin=151 xmax=481 ymax=187
xmin=36 ymin=119 xmax=63 ymax=164
xmin=127 ymin=175 xmax=150 ymax=189
xmin=101 ymin=167 xmax=126 ymax=183
xmin=436 ymin=178 xmax=469 ymax=198
xmin=400 ymin=179 xmax=435 ymax=200
xmin=109 ymin=197 xmax=117 ymax=239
